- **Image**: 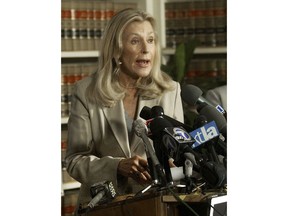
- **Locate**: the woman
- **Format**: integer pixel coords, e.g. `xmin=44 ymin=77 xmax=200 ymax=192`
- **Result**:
xmin=65 ymin=8 xmax=184 ymax=210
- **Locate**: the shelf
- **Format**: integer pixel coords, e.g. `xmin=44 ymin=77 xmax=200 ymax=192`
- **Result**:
xmin=62 ymin=181 xmax=81 ymax=191
xmin=61 ymin=116 xmax=69 ymax=124
xmin=61 ymin=50 xmax=100 ymax=58
xmin=62 ymin=47 xmax=226 ymax=59
xmin=162 ymin=47 xmax=227 ymax=55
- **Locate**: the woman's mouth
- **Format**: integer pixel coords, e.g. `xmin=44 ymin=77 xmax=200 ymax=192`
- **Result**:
xmin=136 ymin=59 xmax=151 ymax=67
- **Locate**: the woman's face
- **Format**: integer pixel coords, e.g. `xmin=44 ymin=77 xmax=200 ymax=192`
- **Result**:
xmin=120 ymin=20 xmax=156 ymax=80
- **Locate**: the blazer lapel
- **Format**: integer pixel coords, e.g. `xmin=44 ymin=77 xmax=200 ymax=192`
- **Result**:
xmin=102 ymin=101 xmax=130 ymax=158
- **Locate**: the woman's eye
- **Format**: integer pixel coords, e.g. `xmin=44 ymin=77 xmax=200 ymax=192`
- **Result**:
xmin=131 ymin=39 xmax=139 ymax=44
xmin=148 ymin=38 xmax=154 ymax=43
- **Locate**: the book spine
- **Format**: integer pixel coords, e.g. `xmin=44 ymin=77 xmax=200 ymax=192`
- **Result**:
xmin=77 ymin=1 xmax=88 ymax=51
xmin=174 ymin=3 xmax=186 ymax=46
xmin=71 ymin=1 xmax=81 ymax=51
xmin=93 ymin=1 xmax=102 ymax=51
xmin=87 ymin=0 xmax=95 ymax=51
xmin=61 ymin=0 xmax=73 ymax=51
xmin=204 ymin=0 xmax=216 ymax=47
xmin=165 ymin=2 xmax=176 ymax=48
xmin=214 ymin=0 xmax=227 ymax=46
xmin=194 ymin=1 xmax=206 ymax=47
xmin=61 ymin=64 xmax=69 ymax=117
xmin=187 ymin=2 xmax=196 ymax=43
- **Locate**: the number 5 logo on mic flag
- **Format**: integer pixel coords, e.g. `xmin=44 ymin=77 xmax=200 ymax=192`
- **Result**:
xmin=189 ymin=121 xmax=220 ymax=149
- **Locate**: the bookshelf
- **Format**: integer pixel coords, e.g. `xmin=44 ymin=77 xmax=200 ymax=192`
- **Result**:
xmin=162 ymin=46 xmax=227 ymax=55
xmin=61 ymin=0 xmax=226 ymax=215
xmin=61 ymin=50 xmax=100 ymax=58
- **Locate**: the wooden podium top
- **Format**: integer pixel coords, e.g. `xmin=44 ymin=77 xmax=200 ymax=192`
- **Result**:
xmin=84 ymin=190 xmax=226 ymax=216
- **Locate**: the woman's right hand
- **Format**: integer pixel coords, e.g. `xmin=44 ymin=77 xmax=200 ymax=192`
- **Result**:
xmin=117 ymin=155 xmax=152 ymax=185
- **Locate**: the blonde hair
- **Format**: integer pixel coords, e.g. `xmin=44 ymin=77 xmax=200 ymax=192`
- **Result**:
xmin=87 ymin=8 xmax=175 ymax=107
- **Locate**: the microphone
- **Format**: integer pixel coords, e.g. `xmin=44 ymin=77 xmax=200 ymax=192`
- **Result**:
xmin=198 ymin=105 xmax=227 ymax=140
xmin=88 ymin=181 xmax=117 ymax=209
xmin=189 ymin=115 xmax=221 ymax=163
xmin=190 ymin=115 xmax=227 ymax=156
xmin=133 ymin=119 xmax=166 ymax=184
xmin=145 ymin=112 xmax=186 ymax=185
xmin=140 ymin=106 xmax=193 ymax=132
xmin=181 ymin=84 xmax=227 ymax=119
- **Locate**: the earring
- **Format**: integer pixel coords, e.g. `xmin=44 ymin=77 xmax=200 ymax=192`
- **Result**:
xmin=118 ymin=61 xmax=122 ymax=65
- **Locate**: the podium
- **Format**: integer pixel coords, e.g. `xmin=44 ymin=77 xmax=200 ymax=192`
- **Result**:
xmin=84 ymin=191 xmax=227 ymax=216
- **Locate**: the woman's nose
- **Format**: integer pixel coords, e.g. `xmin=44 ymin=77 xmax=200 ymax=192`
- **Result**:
xmin=141 ymin=42 xmax=149 ymax=54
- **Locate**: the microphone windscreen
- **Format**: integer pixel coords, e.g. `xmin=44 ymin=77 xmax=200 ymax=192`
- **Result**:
xmin=199 ymin=105 xmax=227 ymax=135
xmin=151 ymin=106 xmax=164 ymax=117
xmin=149 ymin=117 xmax=173 ymax=136
xmin=181 ymin=84 xmax=203 ymax=106
xmin=193 ymin=115 xmax=208 ymax=130
xmin=133 ymin=119 xmax=147 ymax=137
xmin=140 ymin=106 xmax=152 ymax=120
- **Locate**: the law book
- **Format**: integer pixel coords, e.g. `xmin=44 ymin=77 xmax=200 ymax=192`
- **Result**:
xmin=61 ymin=64 xmax=69 ymax=117
xmin=193 ymin=0 xmax=207 ymax=47
xmin=204 ymin=0 xmax=217 ymax=47
xmin=86 ymin=0 xmax=95 ymax=50
xmin=165 ymin=2 xmax=177 ymax=48
xmin=93 ymin=1 xmax=103 ymax=51
xmin=77 ymin=0 xmax=88 ymax=51
xmin=214 ymin=0 xmax=227 ymax=46
xmin=61 ymin=0 xmax=73 ymax=51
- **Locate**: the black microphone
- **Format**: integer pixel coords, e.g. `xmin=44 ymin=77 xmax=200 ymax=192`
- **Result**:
xmin=147 ymin=116 xmax=175 ymax=185
xmin=133 ymin=119 xmax=165 ymax=184
xmin=140 ymin=106 xmax=193 ymax=132
xmin=193 ymin=109 xmax=227 ymax=157
xmin=88 ymin=181 xmax=117 ymax=209
xmin=198 ymin=105 xmax=227 ymax=140
xmin=191 ymin=115 xmax=221 ymax=163
xmin=189 ymin=114 xmax=227 ymax=163
xmin=192 ymin=114 xmax=208 ymax=130
xmin=181 ymin=84 xmax=227 ymax=119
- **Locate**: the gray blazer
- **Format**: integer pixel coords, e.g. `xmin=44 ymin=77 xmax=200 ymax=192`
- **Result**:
xmin=65 ymin=76 xmax=184 ymax=207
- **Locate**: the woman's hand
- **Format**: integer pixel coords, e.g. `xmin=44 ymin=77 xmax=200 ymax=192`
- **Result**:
xmin=117 ymin=155 xmax=152 ymax=185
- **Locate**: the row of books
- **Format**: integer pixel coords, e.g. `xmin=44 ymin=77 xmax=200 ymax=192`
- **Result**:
xmin=185 ymin=58 xmax=227 ymax=78
xmin=62 ymin=189 xmax=78 ymax=216
xmin=184 ymin=57 xmax=227 ymax=92
xmin=61 ymin=63 xmax=97 ymax=117
xmin=165 ymin=0 xmax=227 ymax=48
xmin=61 ymin=0 xmax=137 ymax=51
